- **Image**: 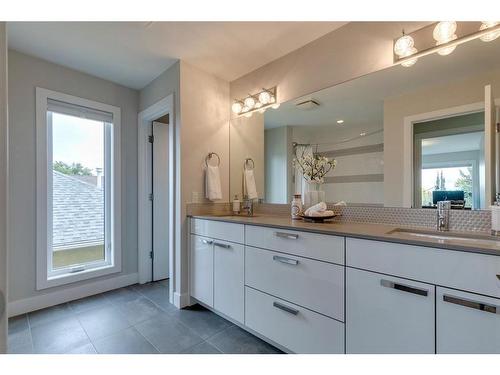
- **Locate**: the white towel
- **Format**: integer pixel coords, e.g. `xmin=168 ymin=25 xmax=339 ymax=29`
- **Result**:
xmin=205 ymin=165 xmax=222 ymax=201
xmin=306 ymin=210 xmax=334 ymax=217
xmin=244 ymin=169 xmax=258 ymax=200
xmin=304 ymin=202 xmax=327 ymax=216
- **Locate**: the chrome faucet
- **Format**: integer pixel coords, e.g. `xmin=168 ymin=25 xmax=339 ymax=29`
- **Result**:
xmin=242 ymin=196 xmax=254 ymax=216
xmin=436 ymin=200 xmax=451 ymax=231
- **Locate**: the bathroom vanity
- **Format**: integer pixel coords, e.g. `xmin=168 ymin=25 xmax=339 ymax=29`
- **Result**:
xmin=189 ymin=215 xmax=500 ymax=354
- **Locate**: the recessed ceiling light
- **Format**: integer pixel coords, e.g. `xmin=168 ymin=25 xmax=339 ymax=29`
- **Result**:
xmin=360 ymin=132 xmax=366 ymax=136
xmin=336 ymin=120 xmax=344 ymax=124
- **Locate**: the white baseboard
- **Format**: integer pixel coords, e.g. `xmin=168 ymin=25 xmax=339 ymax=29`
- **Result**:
xmin=8 ymin=273 xmax=138 ymax=317
xmin=174 ymin=291 xmax=190 ymax=309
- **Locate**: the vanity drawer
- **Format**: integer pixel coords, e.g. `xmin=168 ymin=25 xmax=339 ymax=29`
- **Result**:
xmin=245 ymin=287 xmax=345 ymax=354
xmin=245 ymin=225 xmax=344 ymax=264
xmin=190 ymin=218 xmax=244 ymax=244
xmin=347 ymin=238 xmax=500 ymax=299
xmin=245 ymin=246 xmax=344 ymax=320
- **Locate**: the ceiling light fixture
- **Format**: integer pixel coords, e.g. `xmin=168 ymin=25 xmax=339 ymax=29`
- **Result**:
xmin=232 ymin=87 xmax=278 ymax=116
xmin=480 ymin=21 xmax=500 ymax=42
xmin=433 ymin=22 xmax=458 ymax=56
xmin=394 ymin=32 xmax=419 ymax=67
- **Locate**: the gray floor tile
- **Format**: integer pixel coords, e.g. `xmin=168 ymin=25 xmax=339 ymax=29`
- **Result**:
xmin=65 ymin=342 xmax=97 ymax=354
xmin=208 ymin=325 xmax=282 ymax=354
xmin=31 ymin=316 xmax=91 ymax=354
xmin=182 ymin=341 xmax=222 ymax=354
xmin=77 ymin=304 xmax=131 ymax=341
xmin=28 ymin=303 xmax=73 ymax=328
xmin=171 ymin=304 xmax=233 ymax=340
xmin=104 ymin=287 xmax=141 ymax=304
xmin=8 ymin=329 xmax=33 ymax=354
xmin=135 ymin=283 xmax=176 ymax=313
xmin=68 ymin=293 xmax=111 ymax=314
xmin=92 ymin=327 xmax=159 ymax=354
xmin=115 ymin=296 xmax=164 ymax=325
xmin=135 ymin=314 xmax=203 ymax=353
xmin=8 ymin=314 xmax=29 ymax=335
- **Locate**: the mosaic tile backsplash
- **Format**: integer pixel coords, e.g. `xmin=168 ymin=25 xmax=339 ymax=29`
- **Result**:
xmin=187 ymin=203 xmax=492 ymax=233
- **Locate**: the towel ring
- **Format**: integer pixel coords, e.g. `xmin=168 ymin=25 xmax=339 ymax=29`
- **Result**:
xmin=205 ymin=152 xmax=220 ymax=167
xmin=244 ymin=158 xmax=255 ymax=170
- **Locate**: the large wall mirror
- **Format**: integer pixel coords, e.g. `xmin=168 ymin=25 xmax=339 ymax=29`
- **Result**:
xmin=230 ymin=35 xmax=500 ymax=209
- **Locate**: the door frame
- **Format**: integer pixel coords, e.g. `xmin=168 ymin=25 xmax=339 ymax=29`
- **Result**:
xmin=402 ymin=100 xmax=500 ymax=208
xmin=138 ymin=94 xmax=176 ymax=303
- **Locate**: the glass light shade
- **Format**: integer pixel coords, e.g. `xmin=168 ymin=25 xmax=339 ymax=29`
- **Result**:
xmin=244 ymin=112 xmax=253 ymax=118
xmin=254 ymin=101 xmax=263 ymax=109
xmin=400 ymin=47 xmax=418 ymax=67
xmin=394 ymin=35 xmax=415 ymax=57
xmin=241 ymin=105 xmax=250 ymax=113
xmin=271 ymin=103 xmax=280 ymax=109
xmin=244 ymin=96 xmax=256 ymax=109
xmin=433 ymin=22 xmax=457 ymax=43
xmin=436 ymin=34 xmax=457 ymax=56
xmin=258 ymin=108 xmax=266 ymax=114
xmin=231 ymin=101 xmax=242 ymax=114
xmin=258 ymin=91 xmax=271 ymax=104
xmin=480 ymin=22 xmax=500 ymax=42
xmin=269 ymin=95 xmax=276 ymax=104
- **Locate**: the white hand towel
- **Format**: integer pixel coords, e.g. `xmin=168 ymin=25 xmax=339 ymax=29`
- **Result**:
xmin=307 ymin=210 xmax=334 ymax=217
xmin=304 ymin=202 xmax=327 ymax=216
xmin=244 ymin=169 xmax=258 ymax=200
xmin=334 ymin=201 xmax=347 ymax=206
xmin=205 ymin=165 xmax=222 ymax=201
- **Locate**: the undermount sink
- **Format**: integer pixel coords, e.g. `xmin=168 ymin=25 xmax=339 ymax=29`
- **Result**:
xmin=386 ymin=228 xmax=500 ymax=248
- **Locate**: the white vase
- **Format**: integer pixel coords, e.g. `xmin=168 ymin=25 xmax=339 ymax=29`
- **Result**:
xmin=304 ymin=182 xmax=325 ymax=209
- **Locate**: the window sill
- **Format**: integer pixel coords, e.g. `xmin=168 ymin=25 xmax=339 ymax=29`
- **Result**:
xmin=37 ymin=263 xmax=122 ymax=290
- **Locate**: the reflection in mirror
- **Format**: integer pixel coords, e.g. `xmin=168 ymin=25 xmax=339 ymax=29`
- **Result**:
xmin=229 ymin=36 xmax=500 ymax=209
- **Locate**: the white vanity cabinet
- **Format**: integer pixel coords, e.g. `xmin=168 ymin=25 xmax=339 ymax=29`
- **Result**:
xmin=190 ymin=219 xmax=245 ymax=324
xmin=346 ymin=267 xmax=435 ymax=353
xmin=436 ymin=287 xmax=500 ymax=353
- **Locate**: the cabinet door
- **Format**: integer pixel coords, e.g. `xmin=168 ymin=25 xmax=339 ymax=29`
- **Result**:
xmin=346 ymin=268 xmax=435 ymax=353
xmin=214 ymin=241 xmax=244 ymax=323
xmin=190 ymin=235 xmax=214 ymax=307
xmin=437 ymin=287 xmax=500 ymax=353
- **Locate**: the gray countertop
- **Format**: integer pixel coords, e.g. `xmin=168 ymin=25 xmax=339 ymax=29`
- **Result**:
xmin=189 ymin=214 xmax=500 ymax=257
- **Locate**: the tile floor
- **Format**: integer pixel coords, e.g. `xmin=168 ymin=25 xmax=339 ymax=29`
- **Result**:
xmin=7 ymin=280 xmax=282 ymax=354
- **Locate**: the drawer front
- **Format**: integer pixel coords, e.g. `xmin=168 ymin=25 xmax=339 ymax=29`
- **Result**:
xmin=437 ymin=287 xmax=500 ymax=354
xmin=347 ymin=238 xmax=500 ymax=299
xmin=214 ymin=240 xmax=244 ymax=324
xmin=245 ymin=287 xmax=345 ymax=354
xmin=346 ymin=268 xmax=435 ymax=354
xmin=245 ymin=246 xmax=344 ymax=320
xmin=189 ymin=235 xmax=213 ymax=307
xmin=191 ymin=218 xmax=244 ymax=244
xmin=245 ymin=225 xmax=344 ymax=264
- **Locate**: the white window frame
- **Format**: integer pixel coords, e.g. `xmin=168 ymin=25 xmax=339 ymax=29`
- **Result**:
xmin=36 ymin=87 xmax=121 ymax=290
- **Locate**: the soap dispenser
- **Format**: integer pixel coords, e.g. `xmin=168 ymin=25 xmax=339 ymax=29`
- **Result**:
xmin=232 ymin=195 xmax=241 ymax=215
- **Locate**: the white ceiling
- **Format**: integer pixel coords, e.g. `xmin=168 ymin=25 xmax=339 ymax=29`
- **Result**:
xmin=7 ymin=22 xmax=346 ymax=89
xmin=422 ymin=132 xmax=484 ymax=155
xmin=264 ymin=36 xmax=500 ymax=137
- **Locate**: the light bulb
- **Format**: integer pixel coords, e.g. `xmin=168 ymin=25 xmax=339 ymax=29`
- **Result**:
xmin=271 ymin=103 xmax=280 ymax=109
xmin=244 ymin=96 xmax=255 ymax=109
xmin=436 ymin=34 xmax=457 ymax=56
xmin=258 ymin=91 xmax=271 ymax=105
xmin=433 ymin=22 xmax=457 ymax=43
xmin=394 ymin=34 xmax=415 ymax=57
xmin=480 ymin=22 xmax=500 ymax=42
xmin=241 ymin=105 xmax=250 ymax=113
xmin=231 ymin=101 xmax=242 ymax=114
xmin=400 ymin=47 xmax=418 ymax=67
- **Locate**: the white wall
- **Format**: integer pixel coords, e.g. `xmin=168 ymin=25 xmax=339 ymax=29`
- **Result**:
xmin=0 ymin=22 xmax=8 ymax=353
xmin=8 ymin=50 xmax=140 ymax=303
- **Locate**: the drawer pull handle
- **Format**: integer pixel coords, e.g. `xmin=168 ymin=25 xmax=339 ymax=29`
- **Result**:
xmin=214 ymin=242 xmax=231 ymax=249
xmin=443 ymin=294 xmax=499 ymax=315
xmin=380 ymin=279 xmax=428 ymax=297
xmin=275 ymin=232 xmax=299 ymax=240
xmin=273 ymin=255 xmax=299 ymax=265
xmin=273 ymin=301 xmax=299 ymax=315
xmin=201 ymin=239 xmax=213 ymax=245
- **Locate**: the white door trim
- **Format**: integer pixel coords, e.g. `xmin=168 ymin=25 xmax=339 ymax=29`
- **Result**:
xmin=138 ymin=95 xmax=176 ymax=305
xmin=402 ymin=101 xmax=485 ymax=208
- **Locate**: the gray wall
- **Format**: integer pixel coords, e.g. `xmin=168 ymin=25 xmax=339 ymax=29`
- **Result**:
xmin=8 ymin=50 xmax=140 ymax=302
xmin=139 ymin=62 xmax=180 ymax=113
xmin=265 ymin=126 xmax=290 ymax=203
xmin=0 ymin=23 xmax=8 ymax=353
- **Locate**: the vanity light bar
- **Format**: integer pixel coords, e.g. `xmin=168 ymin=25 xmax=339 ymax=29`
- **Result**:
xmin=395 ymin=23 xmax=500 ymax=67
xmin=232 ymin=86 xmax=279 ymax=117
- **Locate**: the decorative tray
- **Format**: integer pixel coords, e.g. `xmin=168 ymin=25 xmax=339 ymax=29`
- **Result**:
xmin=299 ymin=213 xmax=339 ymax=223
